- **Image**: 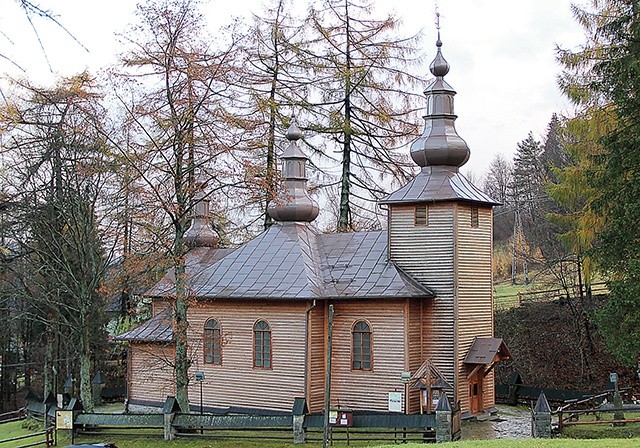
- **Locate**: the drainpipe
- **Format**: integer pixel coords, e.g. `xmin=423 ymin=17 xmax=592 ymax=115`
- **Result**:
xmin=304 ymin=300 xmax=317 ymax=405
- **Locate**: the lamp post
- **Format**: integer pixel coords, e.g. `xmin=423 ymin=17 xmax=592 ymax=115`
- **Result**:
xmin=195 ymin=372 xmax=205 ymax=415
xmin=401 ymin=371 xmax=412 ymax=414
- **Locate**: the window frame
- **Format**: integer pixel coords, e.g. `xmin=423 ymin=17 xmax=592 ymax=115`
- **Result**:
xmin=351 ymin=320 xmax=373 ymax=371
xmin=471 ymin=205 xmax=479 ymax=228
xmin=203 ymin=318 xmax=222 ymax=365
xmin=414 ymin=204 xmax=428 ymax=226
xmin=253 ymin=319 xmax=272 ymax=369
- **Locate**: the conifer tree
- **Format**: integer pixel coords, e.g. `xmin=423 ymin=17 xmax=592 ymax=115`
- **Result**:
xmin=556 ymin=0 xmax=640 ymax=365
xmin=112 ymin=0 xmax=242 ymax=411
xmin=303 ymin=0 xmax=424 ymax=231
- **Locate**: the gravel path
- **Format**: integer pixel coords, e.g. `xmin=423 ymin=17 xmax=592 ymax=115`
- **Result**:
xmin=462 ymin=406 xmax=532 ymax=440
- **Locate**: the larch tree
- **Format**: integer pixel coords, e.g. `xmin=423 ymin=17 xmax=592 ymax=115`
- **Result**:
xmin=304 ymin=0 xmax=424 ymax=231
xmin=111 ymin=0 xmax=243 ymax=411
xmin=0 ymin=73 xmax=112 ymax=411
xmin=234 ymin=0 xmax=310 ymax=231
xmin=553 ymin=0 xmax=640 ymax=366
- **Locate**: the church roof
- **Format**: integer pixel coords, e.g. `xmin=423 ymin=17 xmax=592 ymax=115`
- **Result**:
xmin=146 ymin=222 xmax=434 ymax=301
xmin=116 ymin=307 xmax=173 ymax=343
xmin=379 ymin=166 xmax=499 ymax=205
xmin=380 ymin=32 xmax=499 ymax=207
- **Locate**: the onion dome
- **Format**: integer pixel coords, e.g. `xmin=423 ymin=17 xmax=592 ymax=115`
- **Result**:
xmin=184 ymin=175 xmax=219 ymax=248
xmin=267 ymin=121 xmax=319 ymax=223
xmin=410 ymin=32 xmax=470 ymax=170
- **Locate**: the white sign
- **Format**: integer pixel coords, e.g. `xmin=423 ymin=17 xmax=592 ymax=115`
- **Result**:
xmin=388 ymin=392 xmax=402 ymax=412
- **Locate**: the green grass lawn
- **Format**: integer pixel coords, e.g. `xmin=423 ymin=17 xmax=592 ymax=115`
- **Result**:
xmin=0 ymin=419 xmax=52 ymax=448
xmin=380 ymin=440 xmax=640 ymax=448
xmin=4 ymin=416 xmax=640 ymax=448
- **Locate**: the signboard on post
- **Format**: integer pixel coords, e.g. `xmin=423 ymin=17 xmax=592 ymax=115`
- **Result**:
xmin=388 ymin=392 xmax=402 ymax=413
xmin=56 ymin=410 xmax=73 ymax=430
xmin=328 ymin=410 xmax=353 ymax=427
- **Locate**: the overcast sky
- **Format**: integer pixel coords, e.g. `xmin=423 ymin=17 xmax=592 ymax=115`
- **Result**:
xmin=0 ymin=0 xmax=586 ymax=177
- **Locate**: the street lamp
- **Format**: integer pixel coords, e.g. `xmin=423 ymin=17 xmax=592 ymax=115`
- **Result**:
xmin=195 ymin=371 xmax=205 ymax=415
xmin=401 ymin=371 xmax=412 ymax=414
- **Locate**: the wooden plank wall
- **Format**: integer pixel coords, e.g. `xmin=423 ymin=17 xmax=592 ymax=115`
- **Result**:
xmin=128 ymin=343 xmax=175 ymax=404
xmin=388 ymin=204 xmax=456 ymax=388
xmin=308 ymin=304 xmax=325 ymax=412
xmin=186 ymin=300 xmax=307 ymax=413
xmin=407 ymin=298 xmax=423 ymax=413
xmin=329 ymin=300 xmax=407 ymax=412
xmin=455 ymin=204 xmax=495 ymax=411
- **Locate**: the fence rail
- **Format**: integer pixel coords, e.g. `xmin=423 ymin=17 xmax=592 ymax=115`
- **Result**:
xmin=557 ymin=405 xmax=640 ymax=433
xmin=495 ymin=282 xmax=609 ymax=310
xmin=0 ymin=427 xmax=53 ymax=447
xmin=0 ymin=409 xmax=26 ymax=424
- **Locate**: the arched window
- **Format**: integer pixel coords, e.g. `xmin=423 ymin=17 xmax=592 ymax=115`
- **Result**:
xmin=253 ymin=320 xmax=271 ymax=368
xmin=352 ymin=321 xmax=372 ymax=370
xmin=204 ymin=319 xmax=221 ymax=365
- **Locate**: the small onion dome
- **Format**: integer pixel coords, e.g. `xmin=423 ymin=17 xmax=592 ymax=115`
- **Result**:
xmin=267 ymin=121 xmax=319 ymax=223
xmin=410 ymin=32 xmax=470 ymax=170
xmin=184 ymin=176 xmax=219 ymax=248
xmin=429 ymin=34 xmax=450 ymax=77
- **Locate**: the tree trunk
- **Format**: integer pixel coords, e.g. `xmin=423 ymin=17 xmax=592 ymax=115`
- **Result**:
xmin=79 ymin=323 xmax=93 ymax=412
xmin=174 ymin=248 xmax=190 ymax=412
xmin=338 ymin=1 xmax=352 ymax=232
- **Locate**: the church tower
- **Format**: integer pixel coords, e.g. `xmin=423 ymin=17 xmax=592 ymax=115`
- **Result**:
xmin=380 ymin=32 xmax=500 ymax=414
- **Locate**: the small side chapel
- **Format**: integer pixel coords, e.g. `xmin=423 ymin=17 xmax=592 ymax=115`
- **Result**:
xmin=118 ymin=35 xmax=510 ymax=417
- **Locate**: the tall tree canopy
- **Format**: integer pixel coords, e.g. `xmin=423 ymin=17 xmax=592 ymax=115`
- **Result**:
xmin=112 ymin=0 xmax=243 ymax=411
xmin=0 ymin=73 xmax=111 ymax=411
xmin=304 ymin=0 xmax=424 ymax=231
xmin=558 ymin=0 xmax=640 ymax=365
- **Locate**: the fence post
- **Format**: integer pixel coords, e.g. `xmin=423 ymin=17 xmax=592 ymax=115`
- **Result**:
xmin=292 ymin=398 xmax=307 ymax=444
xmin=435 ymin=392 xmax=452 ymax=443
xmin=162 ymin=396 xmax=181 ymax=441
xmin=531 ymin=392 xmax=551 ymax=438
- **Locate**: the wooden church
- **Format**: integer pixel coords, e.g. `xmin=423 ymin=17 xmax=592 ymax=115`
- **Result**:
xmin=117 ymin=35 xmax=510 ymax=417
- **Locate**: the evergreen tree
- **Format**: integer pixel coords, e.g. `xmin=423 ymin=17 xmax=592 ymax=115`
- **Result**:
xmin=0 ymin=73 xmax=111 ymax=411
xmin=557 ymin=0 xmax=640 ymax=365
xmin=235 ymin=0 xmax=309 ymax=231
xmin=511 ymin=132 xmax=544 ymax=221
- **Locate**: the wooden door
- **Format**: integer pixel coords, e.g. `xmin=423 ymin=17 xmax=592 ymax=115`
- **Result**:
xmin=469 ymin=374 xmax=483 ymax=414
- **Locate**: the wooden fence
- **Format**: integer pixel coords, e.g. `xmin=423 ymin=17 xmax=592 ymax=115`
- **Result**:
xmin=495 ymin=282 xmax=608 ymax=310
xmin=0 ymin=409 xmax=26 ymax=424
xmin=0 ymin=427 xmax=53 ymax=448
xmin=557 ymin=405 xmax=640 ymax=433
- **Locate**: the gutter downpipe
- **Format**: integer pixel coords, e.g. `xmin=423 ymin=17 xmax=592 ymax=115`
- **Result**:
xmin=304 ymin=299 xmax=317 ymax=406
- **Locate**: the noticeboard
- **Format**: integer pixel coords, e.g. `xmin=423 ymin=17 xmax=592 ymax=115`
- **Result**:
xmin=388 ymin=392 xmax=402 ymax=413
xmin=329 ymin=410 xmax=353 ymax=427
xmin=56 ymin=410 xmax=73 ymax=430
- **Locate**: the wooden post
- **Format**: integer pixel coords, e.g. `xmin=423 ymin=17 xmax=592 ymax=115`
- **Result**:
xmin=323 ymin=304 xmax=334 ymax=448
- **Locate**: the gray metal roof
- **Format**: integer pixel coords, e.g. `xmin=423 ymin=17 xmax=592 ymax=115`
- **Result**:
xmin=146 ymin=222 xmax=433 ymax=301
xmin=379 ymin=166 xmax=500 ymax=206
xmin=116 ymin=308 xmax=173 ymax=343
xmin=380 ymin=34 xmax=499 ymax=207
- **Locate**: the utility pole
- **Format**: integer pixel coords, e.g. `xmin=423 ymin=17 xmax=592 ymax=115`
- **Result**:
xmin=322 ymin=304 xmax=334 ymax=448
